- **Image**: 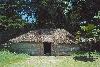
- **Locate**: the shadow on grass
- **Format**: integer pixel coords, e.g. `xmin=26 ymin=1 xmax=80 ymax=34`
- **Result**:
xmin=73 ymin=56 xmax=98 ymax=62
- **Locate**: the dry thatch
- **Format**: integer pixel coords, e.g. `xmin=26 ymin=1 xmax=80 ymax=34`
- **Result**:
xmin=9 ymin=29 xmax=75 ymax=44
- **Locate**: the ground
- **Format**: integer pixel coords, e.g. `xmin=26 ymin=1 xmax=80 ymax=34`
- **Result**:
xmin=0 ymin=51 xmax=100 ymax=67
xmin=6 ymin=56 xmax=100 ymax=67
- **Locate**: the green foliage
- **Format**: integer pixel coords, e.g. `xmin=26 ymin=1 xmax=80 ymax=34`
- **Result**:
xmin=79 ymin=24 xmax=100 ymax=38
xmin=75 ymin=23 xmax=100 ymax=45
xmin=94 ymin=11 xmax=100 ymax=19
xmin=41 ymin=0 xmax=49 ymax=6
xmin=80 ymin=24 xmax=95 ymax=32
xmin=0 ymin=15 xmax=27 ymax=30
xmin=0 ymin=0 xmax=99 ymax=33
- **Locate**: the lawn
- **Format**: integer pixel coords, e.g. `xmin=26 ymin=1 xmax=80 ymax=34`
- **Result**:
xmin=6 ymin=56 xmax=100 ymax=67
xmin=0 ymin=50 xmax=29 ymax=67
xmin=0 ymin=51 xmax=100 ymax=67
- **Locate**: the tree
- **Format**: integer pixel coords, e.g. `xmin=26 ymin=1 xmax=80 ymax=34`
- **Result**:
xmin=35 ymin=0 xmax=70 ymax=29
xmin=77 ymin=23 xmax=100 ymax=58
xmin=0 ymin=0 xmax=32 ymax=30
xmin=0 ymin=0 xmax=99 ymax=34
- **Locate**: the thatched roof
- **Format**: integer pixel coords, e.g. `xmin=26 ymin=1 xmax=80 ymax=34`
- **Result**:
xmin=9 ymin=29 xmax=75 ymax=44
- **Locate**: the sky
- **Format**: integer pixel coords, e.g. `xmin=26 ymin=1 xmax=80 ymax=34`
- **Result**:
xmin=18 ymin=10 xmax=36 ymax=23
xmin=21 ymin=13 xmax=36 ymax=23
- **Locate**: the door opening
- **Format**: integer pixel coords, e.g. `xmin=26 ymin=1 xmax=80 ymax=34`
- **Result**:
xmin=43 ymin=42 xmax=51 ymax=55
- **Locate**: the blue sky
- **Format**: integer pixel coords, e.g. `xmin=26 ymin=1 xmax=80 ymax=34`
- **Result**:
xmin=21 ymin=13 xmax=36 ymax=23
xmin=19 ymin=11 xmax=36 ymax=23
xmin=17 ymin=0 xmax=36 ymax=23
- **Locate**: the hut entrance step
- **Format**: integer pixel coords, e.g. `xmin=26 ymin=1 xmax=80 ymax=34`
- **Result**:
xmin=43 ymin=42 xmax=51 ymax=56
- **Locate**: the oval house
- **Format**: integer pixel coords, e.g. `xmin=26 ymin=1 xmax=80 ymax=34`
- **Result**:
xmin=9 ymin=29 xmax=79 ymax=56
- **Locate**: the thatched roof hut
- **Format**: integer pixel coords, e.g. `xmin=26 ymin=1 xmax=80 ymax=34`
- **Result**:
xmin=9 ymin=29 xmax=75 ymax=44
xmin=8 ymin=29 xmax=79 ymax=56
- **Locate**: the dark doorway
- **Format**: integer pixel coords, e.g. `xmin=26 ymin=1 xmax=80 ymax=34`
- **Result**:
xmin=43 ymin=42 xmax=51 ymax=55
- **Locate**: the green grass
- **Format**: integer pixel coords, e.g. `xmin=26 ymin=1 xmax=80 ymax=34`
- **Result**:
xmin=0 ymin=51 xmax=100 ymax=67
xmin=13 ymin=56 xmax=99 ymax=67
xmin=0 ymin=50 xmax=29 ymax=67
xmin=57 ymin=56 xmax=99 ymax=67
